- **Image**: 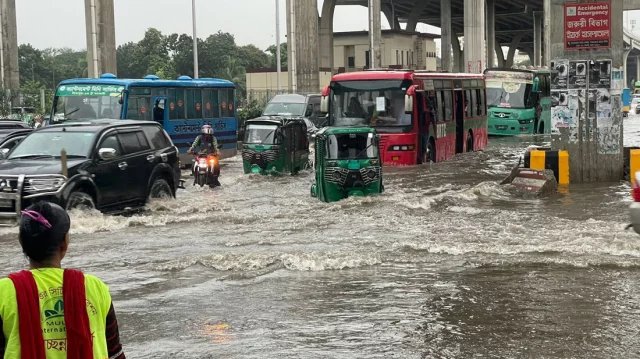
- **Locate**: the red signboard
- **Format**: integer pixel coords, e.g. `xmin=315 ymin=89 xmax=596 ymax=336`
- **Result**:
xmin=564 ymin=1 xmax=611 ymax=50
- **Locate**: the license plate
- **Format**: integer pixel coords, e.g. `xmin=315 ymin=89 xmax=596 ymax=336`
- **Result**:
xmin=496 ymin=125 xmax=508 ymax=130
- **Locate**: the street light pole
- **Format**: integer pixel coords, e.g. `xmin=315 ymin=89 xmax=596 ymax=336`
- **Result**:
xmin=192 ymin=0 xmax=199 ymax=79
xmin=275 ymin=0 xmax=281 ymax=91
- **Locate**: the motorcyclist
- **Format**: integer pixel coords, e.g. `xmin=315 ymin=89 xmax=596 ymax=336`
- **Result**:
xmin=189 ymin=125 xmax=221 ymax=187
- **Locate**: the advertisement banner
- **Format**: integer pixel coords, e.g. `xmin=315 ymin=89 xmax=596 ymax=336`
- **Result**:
xmin=564 ymin=1 xmax=611 ymax=50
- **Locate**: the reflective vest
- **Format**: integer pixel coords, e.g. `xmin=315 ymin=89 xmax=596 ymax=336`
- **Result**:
xmin=0 ymin=268 xmax=111 ymax=358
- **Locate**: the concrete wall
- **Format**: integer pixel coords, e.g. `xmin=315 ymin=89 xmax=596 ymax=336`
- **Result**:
xmin=84 ymin=0 xmax=117 ymax=77
xmin=246 ymin=70 xmax=332 ymax=94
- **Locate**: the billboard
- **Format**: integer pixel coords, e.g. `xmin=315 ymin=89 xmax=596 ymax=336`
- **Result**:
xmin=564 ymin=2 xmax=611 ymax=50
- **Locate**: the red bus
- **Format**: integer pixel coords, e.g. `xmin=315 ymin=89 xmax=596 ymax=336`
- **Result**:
xmin=320 ymin=70 xmax=488 ymax=165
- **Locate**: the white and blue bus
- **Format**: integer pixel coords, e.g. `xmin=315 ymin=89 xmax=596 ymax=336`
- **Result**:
xmin=51 ymin=73 xmax=238 ymax=161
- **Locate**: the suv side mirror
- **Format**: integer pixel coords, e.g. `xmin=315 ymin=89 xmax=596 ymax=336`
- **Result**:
xmin=305 ymin=104 xmax=313 ymax=117
xmin=0 ymin=148 xmax=9 ymax=159
xmin=98 ymin=148 xmax=117 ymax=160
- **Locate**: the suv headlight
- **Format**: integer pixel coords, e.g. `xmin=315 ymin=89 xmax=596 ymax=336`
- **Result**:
xmin=26 ymin=177 xmax=66 ymax=193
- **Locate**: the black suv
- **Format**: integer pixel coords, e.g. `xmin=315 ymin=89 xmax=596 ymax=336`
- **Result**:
xmin=0 ymin=120 xmax=181 ymax=223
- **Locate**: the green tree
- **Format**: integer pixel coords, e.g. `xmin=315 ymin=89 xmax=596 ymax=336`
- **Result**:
xmin=266 ymin=42 xmax=287 ymax=69
xmin=237 ymin=44 xmax=270 ymax=71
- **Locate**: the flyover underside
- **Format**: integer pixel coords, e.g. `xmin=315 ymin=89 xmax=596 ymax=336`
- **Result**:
xmin=336 ymin=0 xmax=543 ymax=54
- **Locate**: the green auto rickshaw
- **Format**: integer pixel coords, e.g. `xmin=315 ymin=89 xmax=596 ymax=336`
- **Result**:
xmin=311 ymin=126 xmax=384 ymax=202
xmin=242 ymin=118 xmax=310 ymax=175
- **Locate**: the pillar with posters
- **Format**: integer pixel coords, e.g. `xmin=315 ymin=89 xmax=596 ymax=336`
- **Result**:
xmin=546 ymin=0 xmax=624 ymax=183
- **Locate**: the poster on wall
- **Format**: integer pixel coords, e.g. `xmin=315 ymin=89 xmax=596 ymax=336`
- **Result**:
xmin=551 ymin=60 xmax=569 ymax=89
xmin=564 ymin=2 xmax=611 ymax=50
xmin=568 ymin=61 xmax=588 ymax=89
xmin=588 ymin=60 xmax=611 ymax=89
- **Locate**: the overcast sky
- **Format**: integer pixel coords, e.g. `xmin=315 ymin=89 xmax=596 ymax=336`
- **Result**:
xmin=16 ymin=0 xmax=400 ymax=51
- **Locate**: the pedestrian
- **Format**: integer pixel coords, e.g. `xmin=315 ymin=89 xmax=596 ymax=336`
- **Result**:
xmin=0 ymin=202 xmax=126 ymax=359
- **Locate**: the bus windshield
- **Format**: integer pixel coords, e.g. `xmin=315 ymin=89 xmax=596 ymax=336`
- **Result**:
xmin=331 ymin=80 xmax=412 ymax=127
xmin=245 ymin=124 xmax=278 ymax=144
xmin=485 ymin=71 xmax=533 ymax=109
xmin=52 ymin=84 xmax=123 ymax=122
xmin=326 ymin=132 xmax=378 ymax=160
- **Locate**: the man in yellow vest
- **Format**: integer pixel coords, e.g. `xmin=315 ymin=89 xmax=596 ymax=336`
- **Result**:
xmin=0 ymin=202 xmax=125 ymax=358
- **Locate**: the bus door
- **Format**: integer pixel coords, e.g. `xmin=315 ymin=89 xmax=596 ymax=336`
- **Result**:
xmin=152 ymin=97 xmax=168 ymax=126
xmin=454 ymin=90 xmax=464 ymax=154
xmin=415 ymin=90 xmax=428 ymax=164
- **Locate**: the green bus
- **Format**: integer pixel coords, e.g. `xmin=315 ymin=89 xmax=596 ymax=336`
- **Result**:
xmin=484 ymin=68 xmax=551 ymax=136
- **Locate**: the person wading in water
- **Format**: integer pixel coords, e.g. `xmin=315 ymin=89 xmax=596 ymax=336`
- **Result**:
xmin=0 ymin=201 xmax=125 ymax=358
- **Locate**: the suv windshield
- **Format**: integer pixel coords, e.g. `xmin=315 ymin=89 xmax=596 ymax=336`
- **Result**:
xmin=52 ymin=84 xmax=123 ymax=122
xmin=9 ymin=132 xmax=96 ymax=159
xmin=326 ymin=133 xmax=377 ymax=160
xmin=245 ymin=124 xmax=278 ymax=144
xmin=331 ymin=80 xmax=411 ymax=127
xmin=263 ymin=102 xmax=305 ymax=116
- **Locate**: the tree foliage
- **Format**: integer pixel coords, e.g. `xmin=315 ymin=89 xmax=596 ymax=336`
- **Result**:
xmin=18 ymin=27 xmax=288 ymax=104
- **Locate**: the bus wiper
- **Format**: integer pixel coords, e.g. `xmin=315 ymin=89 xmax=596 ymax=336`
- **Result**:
xmin=65 ymin=108 xmax=80 ymax=118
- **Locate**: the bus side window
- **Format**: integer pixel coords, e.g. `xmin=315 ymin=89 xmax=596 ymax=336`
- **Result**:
xmin=464 ymin=90 xmax=472 ymax=118
xmin=187 ymin=89 xmax=203 ymax=119
xmin=475 ymin=88 xmax=484 ymax=116
xmin=436 ymin=92 xmax=444 ymax=122
xmin=471 ymin=90 xmax=478 ymax=118
xmin=127 ymin=96 xmax=151 ymax=121
xmin=443 ymin=90 xmax=452 ymax=121
xmin=168 ymin=88 xmax=185 ymax=120
xmin=203 ymin=89 xmax=219 ymax=118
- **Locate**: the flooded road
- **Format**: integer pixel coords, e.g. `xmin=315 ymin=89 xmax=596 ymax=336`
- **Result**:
xmin=3 ymin=118 xmax=640 ymax=357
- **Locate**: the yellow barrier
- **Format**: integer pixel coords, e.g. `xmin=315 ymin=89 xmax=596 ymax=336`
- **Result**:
xmin=526 ymin=150 xmax=570 ymax=185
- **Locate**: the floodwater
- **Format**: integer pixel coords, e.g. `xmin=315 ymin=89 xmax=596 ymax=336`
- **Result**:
xmin=2 ymin=117 xmax=640 ymax=358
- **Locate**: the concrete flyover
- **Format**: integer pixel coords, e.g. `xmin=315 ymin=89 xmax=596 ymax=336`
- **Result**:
xmin=624 ymin=26 xmax=640 ymax=88
xmin=332 ymin=0 xmax=545 ymax=72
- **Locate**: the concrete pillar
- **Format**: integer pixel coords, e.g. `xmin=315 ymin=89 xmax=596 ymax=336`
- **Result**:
xmin=319 ymin=0 xmax=336 ymax=71
xmin=636 ymin=56 xmax=640 ymax=84
xmin=549 ymin=0 xmax=624 ymax=183
xmin=286 ymin=0 xmax=319 ymax=93
xmin=0 ymin=0 xmax=19 ymax=95
xmin=452 ymin=35 xmax=463 ymax=72
xmin=485 ymin=0 xmax=496 ymax=69
xmin=543 ymin=0 xmax=551 ymax=66
xmin=84 ymin=0 xmax=117 ymax=78
xmin=368 ymin=0 xmax=382 ymax=69
xmin=533 ymin=11 xmax=543 ymax=67
xmin=406 ymin=1 xmax=428 ymax=32
xmin=383 ymin=7 xmax=400 ymax=31
xmin=463 ymin=0 xmax=486 ymax=73
xmin=506 ymin=34 xmax=523 ymax=68
xmin=496 ymin=45 xmax=505 ymax=68
xmin=440 ymin=0 xmax=452 ymax=72
xmin=623 ymin=50 xmax=631 ymax=87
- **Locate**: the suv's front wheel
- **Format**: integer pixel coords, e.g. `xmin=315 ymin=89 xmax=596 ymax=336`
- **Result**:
xmin=66 ymin=191 xmax=95 ymax=210
xmin=148 ymin=177 xmax=173 ymax=201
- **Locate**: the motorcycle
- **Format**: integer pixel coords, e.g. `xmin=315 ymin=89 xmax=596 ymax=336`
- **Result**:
xmin=192 ymin=152 xmax=221 ymax=188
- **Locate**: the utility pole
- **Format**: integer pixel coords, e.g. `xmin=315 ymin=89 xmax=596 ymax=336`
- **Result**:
xmin=276 ymin=0 xmax=281 ymax=91
xmin=192 ymin=0 xmax=199 ymax=79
